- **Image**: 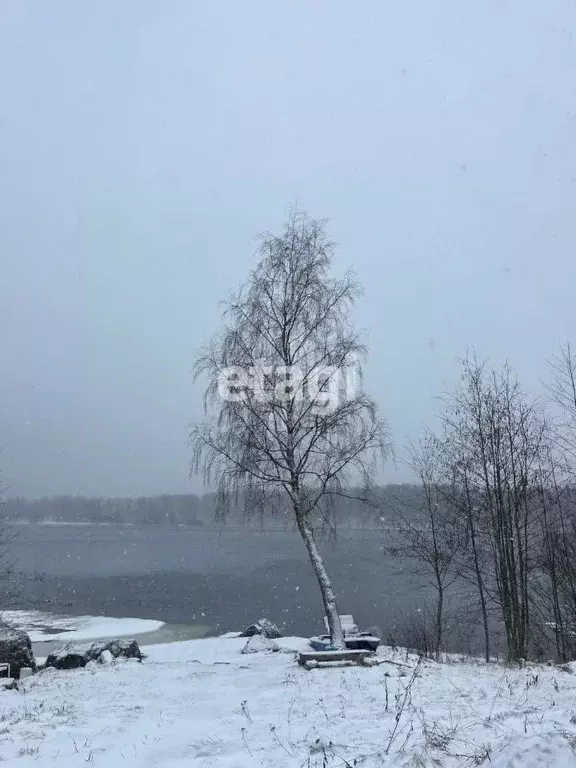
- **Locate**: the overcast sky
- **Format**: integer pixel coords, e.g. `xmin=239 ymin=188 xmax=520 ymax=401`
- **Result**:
xmin=1 ymin=1 xmax=575 ymax=498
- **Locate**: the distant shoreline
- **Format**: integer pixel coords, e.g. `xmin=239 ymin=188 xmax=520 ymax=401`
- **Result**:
xmin=10 ymin=519 xmax=387 ymax=531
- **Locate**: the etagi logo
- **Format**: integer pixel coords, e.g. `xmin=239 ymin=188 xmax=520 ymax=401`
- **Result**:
xmin=217 ymin=362 xmax=359 ymax=414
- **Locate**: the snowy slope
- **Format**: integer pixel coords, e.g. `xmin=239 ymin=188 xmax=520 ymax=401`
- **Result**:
xmin=2 ymin=636 xmax=576 ymax=766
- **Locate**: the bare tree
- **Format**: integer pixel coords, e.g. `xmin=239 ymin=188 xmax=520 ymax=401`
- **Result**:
xmin=390 ymin=436 xmax=466 ymax=658
xmin=441 ymin=356 xmax=549 ymax=662
xmin=547 ymin=342 xmax=576 ymax=464
xmin=526 ymin=343 xmax=576 ymax=661
xmin=0 ymin=459 xmax=17 ymax=604
xmin=532 ymin=441 xmax=576 ymax=662
xmin=190 ymin=209 xmax=390 ymax=647
xmin=451 ymin=463 xmax=493 ymax=662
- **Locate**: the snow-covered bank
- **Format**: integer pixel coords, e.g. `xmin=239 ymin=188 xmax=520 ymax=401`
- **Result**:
xmin=2 ymin=636 xmax=576 ymax=766
xmin=0 ymin=610 xmax=164 ymax=643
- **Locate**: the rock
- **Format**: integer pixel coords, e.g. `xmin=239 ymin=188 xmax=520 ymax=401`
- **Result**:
xmin=0 ymin=627 xmax=37 ymax=680
xmin=98 ymin=650 xmax=113 ymax=665
xmin=45 ymin=646 xmax=89 ymax=670
xmin=0 ymin=678 xmax=17 ymax=690
xmin=240 ymin=619 xmax=282 ymax=639
xmin=241 ymin=635 xmax=280 ymax=654
xmin=46 ymin=638 xmax=143 ymax=671
xmin=98 ymin=639 xmax=143 ymax=661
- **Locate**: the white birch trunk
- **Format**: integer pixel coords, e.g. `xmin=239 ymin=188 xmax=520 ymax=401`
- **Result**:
xmin=296 ymin=513 xmax=345 ymax=649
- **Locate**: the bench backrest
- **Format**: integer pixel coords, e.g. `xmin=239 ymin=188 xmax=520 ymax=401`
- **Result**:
xmin=324 ymin=615 xmax=359 ymax=635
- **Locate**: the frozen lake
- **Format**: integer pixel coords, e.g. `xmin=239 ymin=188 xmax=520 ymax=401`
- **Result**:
xmin=9 ymin=523 xmax=444 ymax=642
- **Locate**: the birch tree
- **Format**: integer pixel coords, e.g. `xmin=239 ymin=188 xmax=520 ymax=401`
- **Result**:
xmin=190 ymin=209 xmax=389 ymax=648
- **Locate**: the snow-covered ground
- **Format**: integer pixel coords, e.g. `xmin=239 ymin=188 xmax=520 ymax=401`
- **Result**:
xmin=0 ymin=610 xmax=164 ymax=643
xmin=2 ymin=635 xmax=576 ymax=766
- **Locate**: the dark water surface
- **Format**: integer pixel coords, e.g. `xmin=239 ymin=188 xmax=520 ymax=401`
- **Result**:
xmin=11 ymin=523 xmax=429 ymax=639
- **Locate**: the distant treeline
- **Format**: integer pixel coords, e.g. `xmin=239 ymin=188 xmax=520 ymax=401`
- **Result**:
xmin=3 ymin=485 xmax=423 ymax=528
